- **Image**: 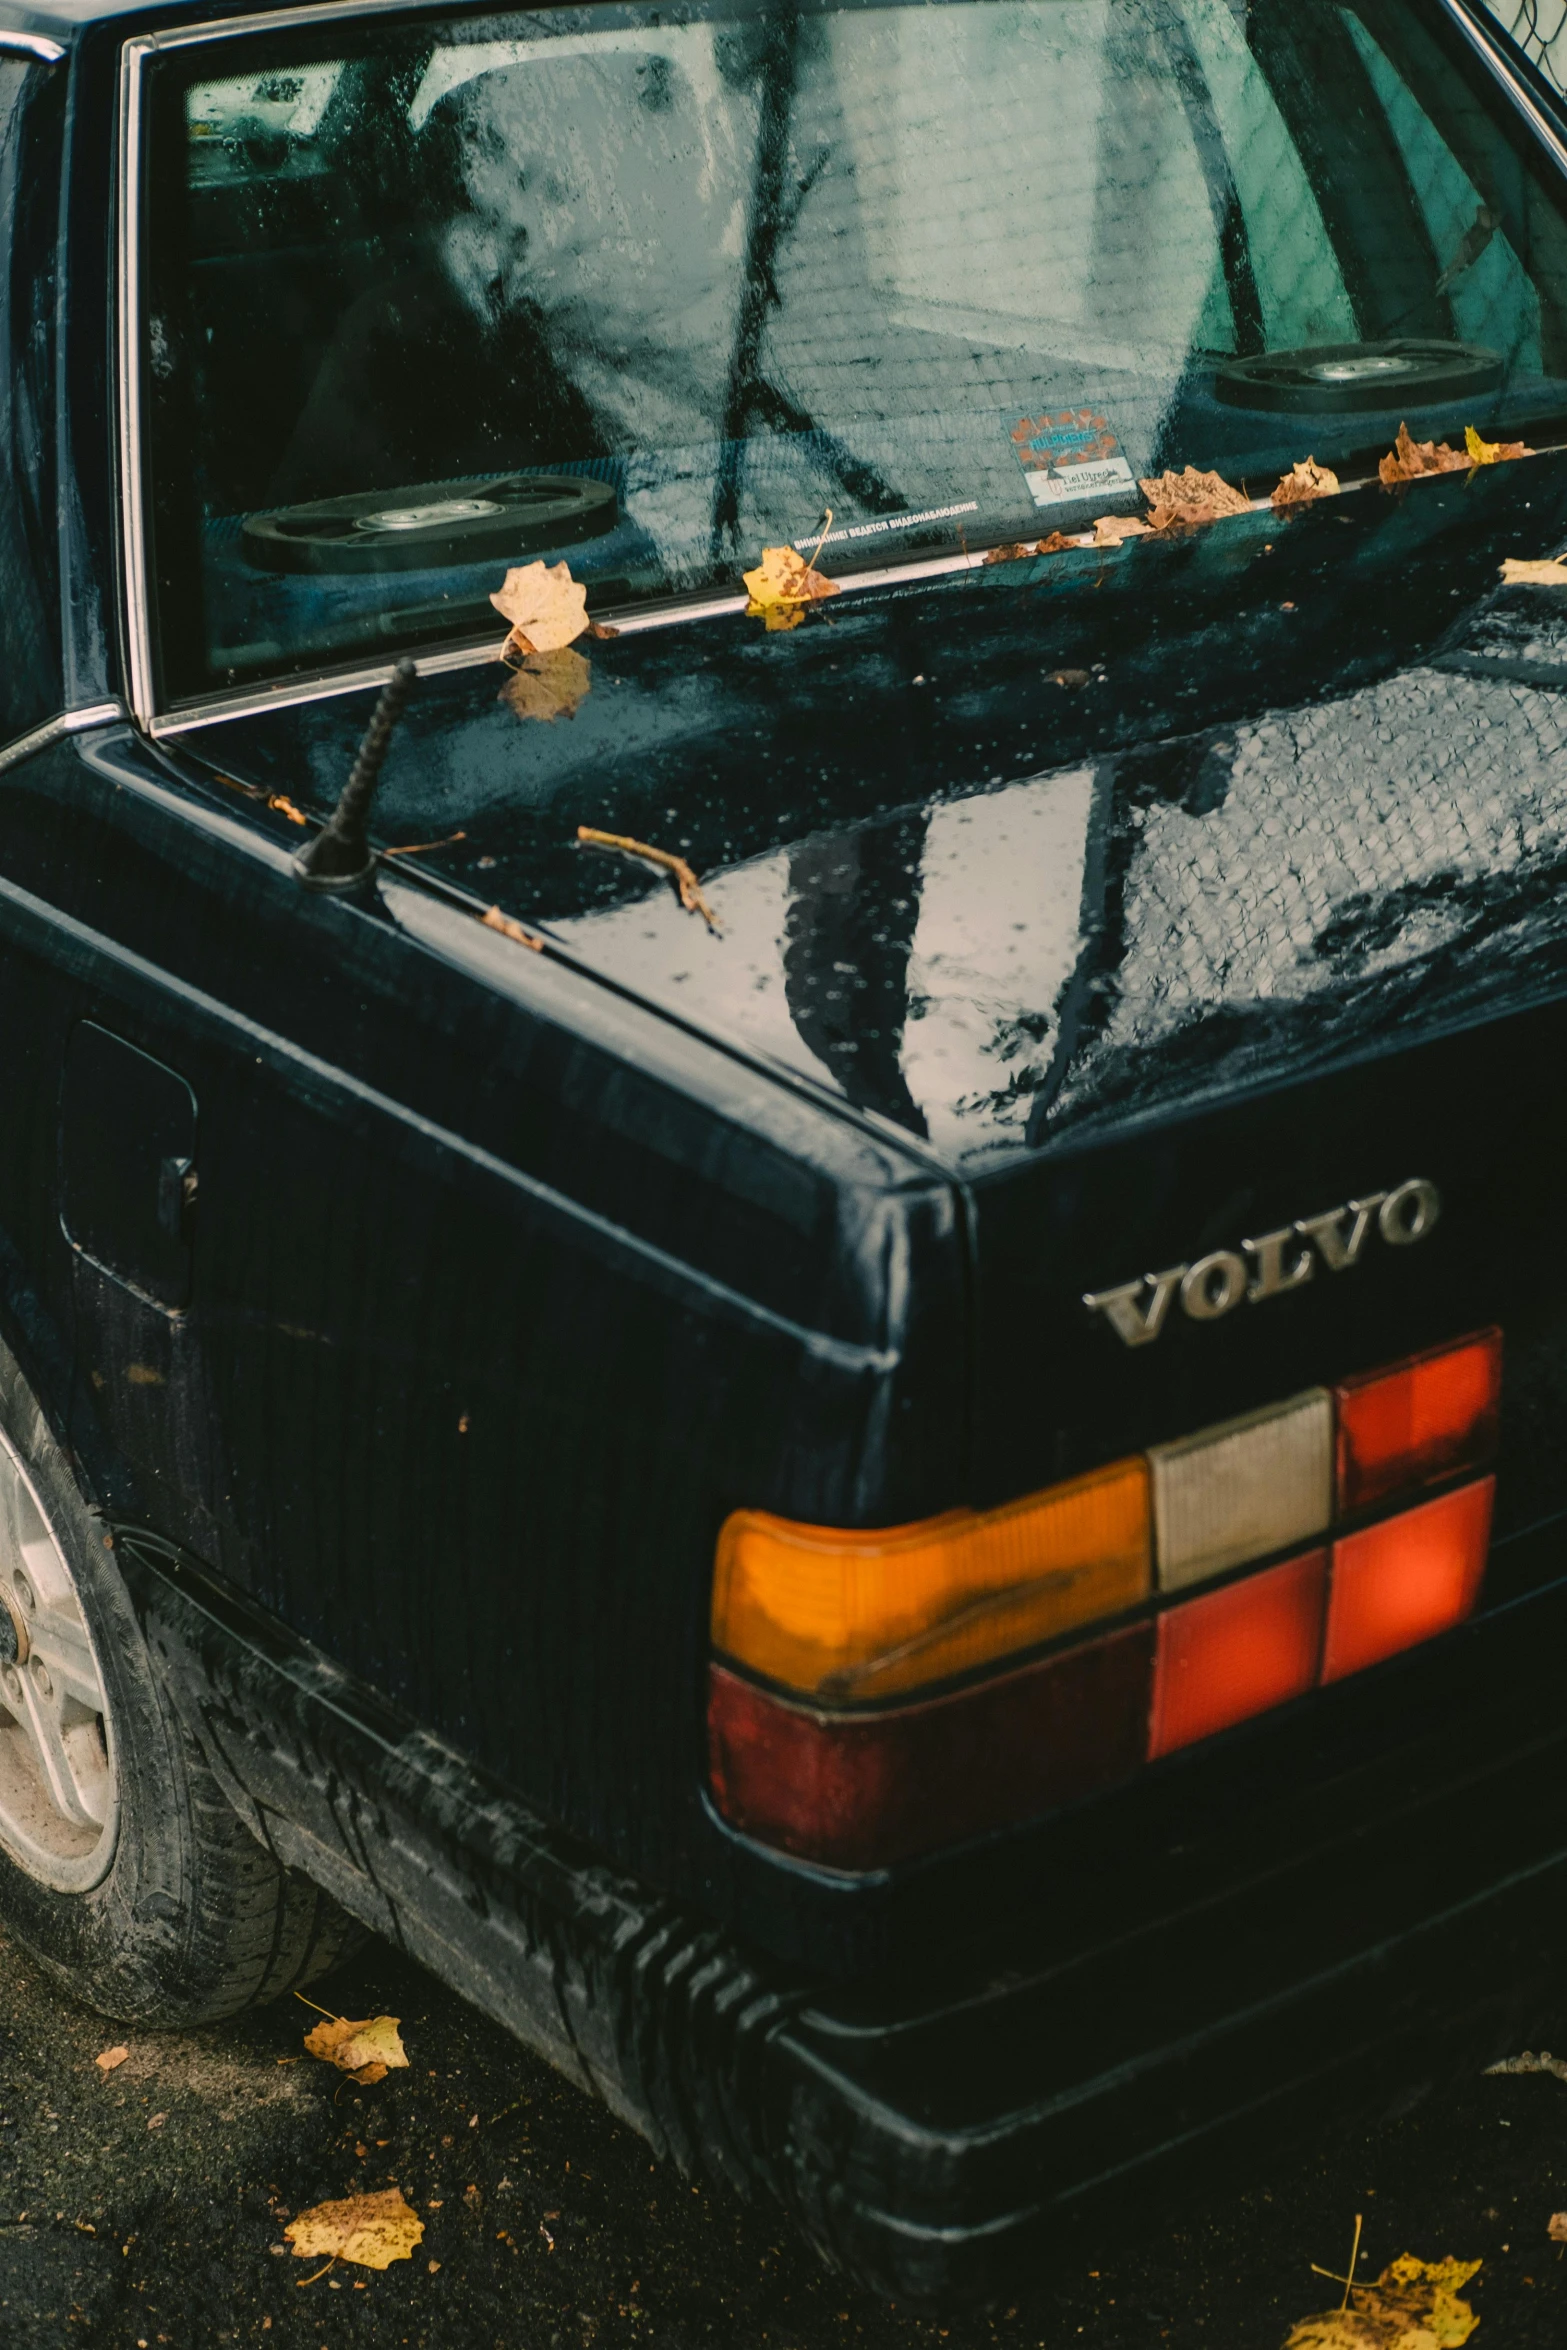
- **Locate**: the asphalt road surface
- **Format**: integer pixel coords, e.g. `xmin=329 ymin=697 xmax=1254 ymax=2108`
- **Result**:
xmin=3 ymin=1921 xmax=1567 ymax=2350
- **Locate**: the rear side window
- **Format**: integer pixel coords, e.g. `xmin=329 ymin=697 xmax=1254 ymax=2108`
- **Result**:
xmin=137 ymin=0 xmax=1567 ymax=701
xmin=0 ymin=56 xmax=63 ymax=743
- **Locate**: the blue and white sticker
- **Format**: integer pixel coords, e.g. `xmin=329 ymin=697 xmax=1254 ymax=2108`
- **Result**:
xmin=1011 ymin=411 xmax=1135 ymax=509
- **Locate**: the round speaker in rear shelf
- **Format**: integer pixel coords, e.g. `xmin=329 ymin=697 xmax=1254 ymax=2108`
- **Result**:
xmin=243 ymin=473 xmax=618 ymax=574
xmin=1213 ymin=339 xmax=1502 ymax=414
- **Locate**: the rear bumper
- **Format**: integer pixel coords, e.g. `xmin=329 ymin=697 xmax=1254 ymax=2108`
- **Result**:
xmin=122 ymin=1524 xmax=1567 ymax=2307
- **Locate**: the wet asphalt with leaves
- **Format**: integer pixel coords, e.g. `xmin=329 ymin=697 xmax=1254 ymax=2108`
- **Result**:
xmin=3 ymin=1922 xmax=1567 ymax=2350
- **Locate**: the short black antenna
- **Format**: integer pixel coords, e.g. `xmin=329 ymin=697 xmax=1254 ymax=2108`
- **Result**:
xmin=294 ymin=658 xmax=417 ymax=892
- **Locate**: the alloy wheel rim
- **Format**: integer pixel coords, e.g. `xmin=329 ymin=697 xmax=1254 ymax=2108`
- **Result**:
xmin=0 ymin=1430 xmax=117 ymax=1892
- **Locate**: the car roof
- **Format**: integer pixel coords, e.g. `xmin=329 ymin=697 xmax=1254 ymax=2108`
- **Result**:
xmin=0 ymin=0 xmax=391 ymax=46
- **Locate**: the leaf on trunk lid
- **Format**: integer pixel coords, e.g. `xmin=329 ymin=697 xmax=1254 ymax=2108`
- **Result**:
xmin=1272 ymin=458 xmax=1341 ymax=509
xmin=1464 ymin=423 xmax=1533 ymax=466
xmin=490 ymin=560 xmax=590 ymax=656
xmin=300 ymin=2008 xmax=409 ymax=2087
xmin=1484 ymin=2047 xmax=1567 ymax=2079
xmin=285 ymin=2187 xmax=424 ymax=2275
xmin=1283 ymin=2254 xmax=1481 ymax=2350
xmin=1138 ymin=466 xmax=1251 ymax=530
xmin=742 ymin=543 xmax=840 ymax=630
xmin=500 ymin=645 xmax=592 ymax=724
xmin=1092 ymin=514 xmax=1154 ymax=545
xmin=1378 ymin=423 xmax=1469 ymax=484
xmin=479 ymin=905 xmax=545 ymax=951
xmin=1499 ymin=555 xmax=1567 ymax=585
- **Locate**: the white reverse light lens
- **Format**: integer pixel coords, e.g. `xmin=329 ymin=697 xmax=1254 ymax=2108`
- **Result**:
xmin=1150 ymin=1389 xmax=1332 ymax=1591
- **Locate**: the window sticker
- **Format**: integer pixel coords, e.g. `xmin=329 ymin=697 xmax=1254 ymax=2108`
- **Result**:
xmin=790 ymin=500 xmax=979 ymax=553
xmin=1011 ymin=412 xmax=1135 ymax=509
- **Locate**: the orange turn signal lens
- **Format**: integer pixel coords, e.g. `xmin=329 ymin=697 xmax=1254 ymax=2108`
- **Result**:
xmin=1149 ymin=1548 xmax=1327 ymax=1757
xmin=712 ymin=1457 xmax=1150 ymax=1701
xmin=1334 ymin=1328 xmax=1502 ymax=1514
xmin=1321 ymin=1475 xmax=1493 ymax=1682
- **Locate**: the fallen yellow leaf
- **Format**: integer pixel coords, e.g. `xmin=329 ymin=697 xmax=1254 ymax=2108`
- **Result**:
xmin=500 ymin=645 xmax=591 ymax=723
xmin=95 ymin=2046 xmax=129 ymax=2074
xmin=1465 ymin=423 xmax=1533 ymax=466
xmin=302 ymin=2013 xmax=409 ymax=2088
xmin=1272 ymin=458 xmax=1340 ymax=509
xmin=285 ymin=2187 xmax=424 ymax=2274
xmin=490 ymin=560 xmax=590 ymax=656
xmin=479 ymin=905 xmax=544 ymax=951
xmin=1379 ymin=422 xmax=1468 ymax=484
xmin=1549 ymin=2211 xmax=1567 ymax=2242
xmin=1139 ymin=466 xmax=1250 ymax=530
xmin=1284 ymin=2254 xmax=1481 ymax=2350
xmin=1500 ymin=555 xmax=1567 ymax=585
xmin=741 ymin=543 xmax=840 ymax=630
xmin=1092 ymin=514 xmax=1154 ymax=545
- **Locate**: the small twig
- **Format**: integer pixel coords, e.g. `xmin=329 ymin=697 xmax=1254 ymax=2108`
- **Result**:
xmin=801 ymin=507 xmax=834 ymax=585
xmin=296 ymin=2254 xmax=338 ymax=2288
xmin=1343 ymin=2215 xmax=1363 ymax=2310
xmin=383 ymin=830 xmax=466 ymax=858
xmin=293 ymin=1992 xmax=341 ymax=2022
xmin=577 ymin=827 xmax=719 ymax=933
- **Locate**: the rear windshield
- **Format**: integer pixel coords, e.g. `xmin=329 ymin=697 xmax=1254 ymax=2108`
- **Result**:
xmin=142 ymin=0 xmax=1567 ymax=702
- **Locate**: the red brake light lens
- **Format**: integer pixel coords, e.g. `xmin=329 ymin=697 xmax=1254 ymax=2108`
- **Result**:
xmin=1149 ymin=1549 xmax=1327 ymax=1758
xmin=1321 ymin=1475 xmax=1493 ymax=1683
xmin=707 ymin=1623 xmax=1153 ymax=1870
xmin=1334 ymin=1328 xmax=1501 ymax=1514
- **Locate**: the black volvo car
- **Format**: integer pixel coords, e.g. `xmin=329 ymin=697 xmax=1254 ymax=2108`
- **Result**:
xmin=3 ymin=0 xmax=1567 ymax=2301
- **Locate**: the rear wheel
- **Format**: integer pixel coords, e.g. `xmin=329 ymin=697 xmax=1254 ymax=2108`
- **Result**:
xmin=0 ymin=1331 xmax=361 ymax=2022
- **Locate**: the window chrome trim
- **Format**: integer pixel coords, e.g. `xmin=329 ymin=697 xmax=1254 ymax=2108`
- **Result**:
xmin=0 ymin=31 xmax=65 ymax=64
xmin=0 ymin=705 xmax=127 ymax=778
xmin=117 ymin=36 xmax=155 ymax=729
xmin=1438 ymin=0 xmax=1567 ymax=180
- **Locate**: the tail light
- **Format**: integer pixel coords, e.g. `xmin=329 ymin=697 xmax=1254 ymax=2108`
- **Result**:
xmin=709 ymin=1327 xmax=1501 ymax=1869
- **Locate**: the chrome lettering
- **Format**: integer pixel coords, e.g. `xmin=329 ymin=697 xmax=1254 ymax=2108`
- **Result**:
xmin=1083 ymin=1267 xmax=1184 ymax=1348
xmin=1380 ymin=1177 xmax=1441 ymax=1245
xmin=1294 ymin=1193 xmax=1387 ymax=1273
xmin=1244 ymin=1226 xmax=1314 ymax=1302
xmin=1180 ymin=1250 xmax=1248 ymax=1321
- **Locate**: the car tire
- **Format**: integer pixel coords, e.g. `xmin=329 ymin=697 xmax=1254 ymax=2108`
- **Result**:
xmin=0 ymin=1328 xmax=362 ymax=2024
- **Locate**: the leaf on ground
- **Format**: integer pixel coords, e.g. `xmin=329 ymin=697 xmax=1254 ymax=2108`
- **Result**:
xmin=479 ymin=905 xmax=545 ymax=951
xmin=1484 ymin=2046 xmax=1567 ymax=2079
xmin=500 ymin=645 xmax=591 ymax=723
xmin=1465 ymin=423 xmax=1533 ymax=466
xmin=577 ymin=825 xmax=719 ymax=932
xmin=1549 ymin=2212 xmax=1567 ymax=2242
xmin=1273 ymin=458 xmax=1341 ymax=509
xmin=302 ymin=2014 xmax=409 ymax=2087
xmin=1139 ymin=466 xmax=1251 ymax=530
xmin=1378 ymin=422 xmax=1469 ymax=484
xmin=285 ymin=2187 xmax=424 ymax=2273
xmin=95 ymin=2046 xmax=129 ymax=2074
xmin=490 ymin=560 xmax=590 ymax=656
xmin=1092 ymin=514 xmax=1154 ymax=545
xmin=742 ymin=544 xmax=840 ymax=630
xmin=1284 ymin=2254 xmax=1482 ymax=2350
xmin=1499 ymin=555 xmax=1567 ymax=585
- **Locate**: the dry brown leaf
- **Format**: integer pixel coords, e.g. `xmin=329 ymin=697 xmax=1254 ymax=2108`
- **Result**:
xmin=267 ymin=795 xmax=308 ymax=826
xmin=578 ymin=826 xmax=719 ymax=932
xmin=1284 ymin=2255 xmax=1482 ymax=2350
xmin=285 ymin=2187 xmax=424 ymax=2275
xmin=1500 ymin=555 xmax=1567 ymax=585
xmin=1139 ymin=466 xmax=1251 ymax=530
xmin=479 ymin=905 xmax=544 ymax=952
xmin=1484 ymin=2047 xmax=1567 ymax=2079
xmin=984 ymin=533 xmax=1082 ymax=564
xmin=1272 ymin=458 xmax=1341 ymax=509
xmin=500 ymin=645 xmax=591 ymax=724
xmin=95 ymin=2046 xmax=129 ymax=2074
xmin=302 ymin=2014 xmax=410 ymax=2088
xmin=741 ymin=544 xmax=840 ymax=630
xmin=1549 ymin=2212 xmax=1567 ymax=2242
xmin=1378 ymin=423 xmax=1469 ymax=485
xmin=983 ymin=542 xmax=1037 ymax=565
xmin=1092 ymin=513 xmax=1155 ymax=545
xmin=1465 ymin=423 xmax=1533 ymax=466
xmin=490 ymin=560 xmax=590 ymax=656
